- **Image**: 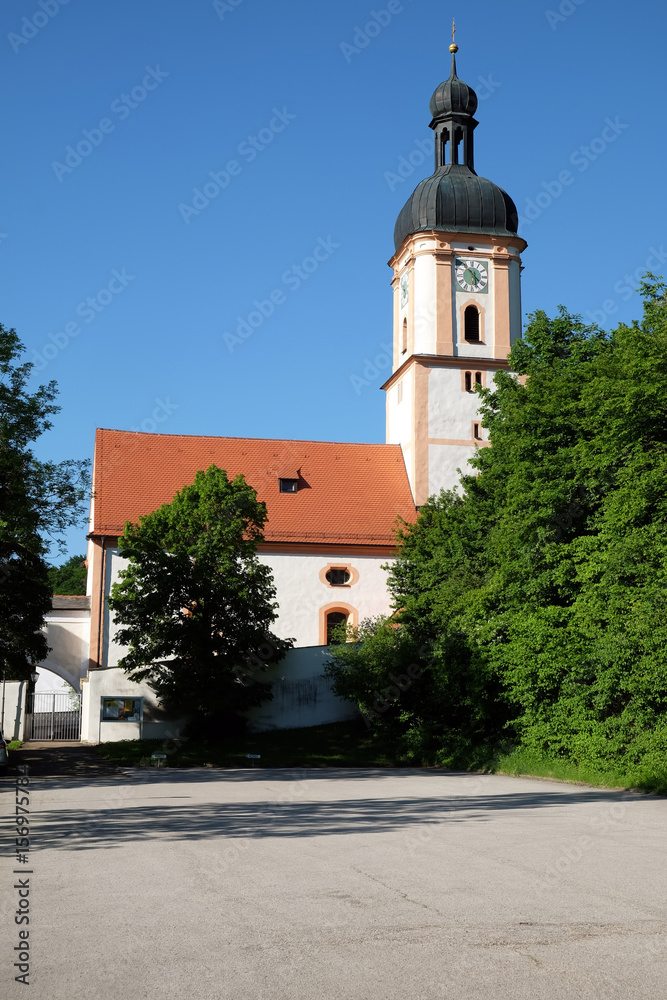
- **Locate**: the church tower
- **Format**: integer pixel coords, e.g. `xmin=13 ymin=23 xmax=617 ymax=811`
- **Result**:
xmin=383 ymin=34 xmax=527 ymax=506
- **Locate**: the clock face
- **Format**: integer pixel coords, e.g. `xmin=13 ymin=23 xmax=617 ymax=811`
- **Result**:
xmin=400 ymin=273 xmax=409 ymax=307
xmin=456 ymin=259 xmax=489 ymax=293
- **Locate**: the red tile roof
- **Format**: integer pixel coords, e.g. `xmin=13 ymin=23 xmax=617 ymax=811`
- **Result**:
xmin=91 ymin=429 xmax=416 ymax=546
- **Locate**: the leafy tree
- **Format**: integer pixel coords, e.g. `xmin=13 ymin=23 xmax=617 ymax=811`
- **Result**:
xmin=0 ymin=326 xmax=90 ymax=679
xmin=327 ymin=277 xmax=667 ymax=774
xmin=48 ymin=553 xmax=87 ymax=595
xmin=108 ymin=465 xmax=292 ymax=730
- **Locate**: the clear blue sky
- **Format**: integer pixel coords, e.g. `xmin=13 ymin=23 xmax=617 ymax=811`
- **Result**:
xmin=2 ymin=0 xmax=665 ymax=560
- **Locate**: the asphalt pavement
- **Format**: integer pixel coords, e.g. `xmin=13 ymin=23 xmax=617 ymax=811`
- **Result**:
xmin=1 ymin=758 xmax=666 ymax=999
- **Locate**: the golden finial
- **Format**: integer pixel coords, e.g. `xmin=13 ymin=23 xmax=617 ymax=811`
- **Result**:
xmin=449 ymin=17 xmax=458 ymax=53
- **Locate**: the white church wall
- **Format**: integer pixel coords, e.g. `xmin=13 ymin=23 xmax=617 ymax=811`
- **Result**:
xmin=428 ymin=442 xmax=477 ymax=497
xmin=427 ymin=367 xmax=489 ymax=443
xmin=103 ymin=547 xmax=393 ymax=662
xmin=386 ymin=370 xmax=413 ymax=451
xmin=413 ymin=251 xmax=437 ymax=355
xmin=258 ymin=550 xmax=394 ymax=647
xmin=103 ymin=548 xmax=131 ymax=668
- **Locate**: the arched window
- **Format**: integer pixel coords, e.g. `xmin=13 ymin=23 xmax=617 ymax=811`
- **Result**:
xmin=464 ymin=306 xmax=480 ymax=342
xmin=401 ymin=318 xmax=408 ymax=353
xmin=326 ymin=611 xmax=348 ymax=645
xmin=475 ymin=371 xmax=482 ymax=387
xmin=464 ymin=371 xmax=472 ymax=392
xmin=440 ymin=129 xmax=449 ymax=166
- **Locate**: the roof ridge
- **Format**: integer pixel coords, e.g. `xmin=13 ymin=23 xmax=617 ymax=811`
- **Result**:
xmin=96 ymin=428 xmax=401 ymax=449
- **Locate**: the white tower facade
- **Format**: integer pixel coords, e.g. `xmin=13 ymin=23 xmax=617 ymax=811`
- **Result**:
xmin=383 ymin=44 xmax=527 ymax=506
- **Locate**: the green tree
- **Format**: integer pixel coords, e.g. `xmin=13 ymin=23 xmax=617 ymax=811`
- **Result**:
xmin=108 ymin=465 xmax=292 ymax=731
xmin=0 ymin=326 xmax=90 ymax=679
xmin=328 ymin=278 xmax=667 ymax=774
xmin=48 ymin=554 xmax=87 ymax=595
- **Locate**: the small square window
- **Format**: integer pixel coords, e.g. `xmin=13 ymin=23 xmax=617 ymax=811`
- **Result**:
xmin=279 ymin=479 xmax=298 ymax=493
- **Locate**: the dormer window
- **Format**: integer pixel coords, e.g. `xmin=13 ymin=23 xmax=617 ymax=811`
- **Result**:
xmin=279 ymin=479 xmax=298 ymax=493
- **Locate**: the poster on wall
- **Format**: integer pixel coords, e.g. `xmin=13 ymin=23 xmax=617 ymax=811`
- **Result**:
xmin=101 ymin=698 xmax=142 ymax=722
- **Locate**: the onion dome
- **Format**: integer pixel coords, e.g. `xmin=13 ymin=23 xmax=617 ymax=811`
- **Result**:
xmin=394 ymin=30 xmax=519 ymax=252
xmin=429 ymin=52 xmax=478 ymax=118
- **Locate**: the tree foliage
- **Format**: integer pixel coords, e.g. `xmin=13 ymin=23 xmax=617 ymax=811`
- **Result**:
xmin=0 ymin=326 xmax=90 ymax=678
xmin=327 ymin=277 xmax=667 ymax=772
xmin=48 ymin=554 xmax=87 ymax=595
xmin=108 ymin=465 xmax=292 ymax=728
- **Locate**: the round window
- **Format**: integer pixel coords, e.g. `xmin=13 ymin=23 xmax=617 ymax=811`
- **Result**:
xmin=326 ymin=568 xmax=350 ymax=586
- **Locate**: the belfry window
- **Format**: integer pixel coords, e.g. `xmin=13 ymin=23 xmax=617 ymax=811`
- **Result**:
xmin=402 ymin=318 xmax=408 ymax=354
xmin=475 ymin=371 xmax=482 ymax=387
xmin=464 ymin=372 xmax=472 ymax=392
xmin=464 ymin=306 xmax=480 ymax=342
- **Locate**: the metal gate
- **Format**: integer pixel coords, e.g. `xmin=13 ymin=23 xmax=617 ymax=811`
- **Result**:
xmin=25 ymin=692 xmax=81 ymax=741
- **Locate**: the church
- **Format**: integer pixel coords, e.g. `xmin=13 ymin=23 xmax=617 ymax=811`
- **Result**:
xmin=26 ymin=40 xmax=527 ymax=743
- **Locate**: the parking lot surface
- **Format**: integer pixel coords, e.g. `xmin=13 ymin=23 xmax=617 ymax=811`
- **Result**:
xmin=1 ymin=763 xmax=666 ymax=999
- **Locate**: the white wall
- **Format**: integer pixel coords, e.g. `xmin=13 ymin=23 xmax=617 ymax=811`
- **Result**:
xmin=243 ymin=645 xmax=359 ymax=732
xmin=81 ymin=669 xmax=183 ymax=743
xmin=259 ymin=551 xmax=393 ymax=647
xmin=427 ymin=367 xmax=488 ymax=442
xmin=1 ymin=681 xmax=27 ymax=741
xmin=80 ymin=644 xmax=359 ymax=742
xmin=413 ymin=251 xmax=437 ymax=355
xmin=38 ymin=612 xmax=90 ymax=692
xmin=428 ymin=442 xmax=477 ymax=496
xmin=104 ymin=547 xmax=394 ymax=659
xmin=104 ymin=549 xmax=129 ymax=667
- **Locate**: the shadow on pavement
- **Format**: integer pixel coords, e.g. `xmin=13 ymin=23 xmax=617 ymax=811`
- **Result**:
xmin=28 ymin=782 xmax=641 ymax=852
xmin=7 ymin=743 xmax=124 ymax=779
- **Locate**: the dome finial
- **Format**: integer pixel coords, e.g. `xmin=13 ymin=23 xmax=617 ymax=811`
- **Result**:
xmin=449 ymin=17 xmax=458 ymax=54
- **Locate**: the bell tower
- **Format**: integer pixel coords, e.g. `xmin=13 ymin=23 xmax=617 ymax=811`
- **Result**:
xmin=383 ymin=30 xmax=527 ymax=505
